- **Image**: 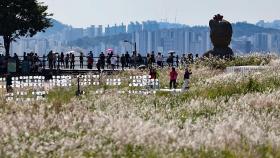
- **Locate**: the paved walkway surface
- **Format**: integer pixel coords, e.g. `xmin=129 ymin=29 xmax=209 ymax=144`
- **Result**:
xmin=159 ymin=89 xmax=182 ymax=92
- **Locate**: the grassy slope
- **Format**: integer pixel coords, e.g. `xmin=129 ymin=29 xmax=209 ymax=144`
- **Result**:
xmin=1 ymin=55 xmax=280 ymax=157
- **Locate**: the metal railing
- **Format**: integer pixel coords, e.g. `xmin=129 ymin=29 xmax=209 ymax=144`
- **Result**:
xmin=12 ymin=55 xmax=184 ymax=70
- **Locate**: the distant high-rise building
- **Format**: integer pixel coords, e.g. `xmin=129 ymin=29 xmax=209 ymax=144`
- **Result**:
xmin=96 ymin=25 xmax=103 ymax=37
xmin=127 ymin=22 xmax=142 ymax=33
xmin=131 ymin=27 xmax=210 ymax=55
xmin=84 ymin=25 xmax=96 ymax=38
xmin=105 ymin=25 xmax=111 ymax=36
xmin=253 ymin=33 xmax=269 ymax=52
xmin=245 ymin=41 xmax=252 ymax=53
xmin=232 ymin=39 xmax=252 ymax=53
xmin=133 ymin=31 xmax=148 ymax=54
xmin=143 ymin=21 xmax=159 ymax=31
xmin=270 ymin=34 xmax=280 ymax=52
xmin=105 ymin=23 xmax=126 ymax=36
xmin=117 ymin=23 xmax=126 ymax=34
xmin=62 ymin=27 xmax=84 ymax=41
xmin=35 ymin=39 xmax=48 ymax=55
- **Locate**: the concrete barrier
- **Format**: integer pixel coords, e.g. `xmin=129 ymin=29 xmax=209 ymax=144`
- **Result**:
xmin=226 ymin=66 xmax=268 ymax=74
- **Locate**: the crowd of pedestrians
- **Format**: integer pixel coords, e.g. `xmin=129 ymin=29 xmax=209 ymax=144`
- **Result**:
xmin=6 ymin=50 xmax=199 ymax=75
xmin=10 ymin=52 xmax=42 ymax=73
xmin=94 ymin=51 xmax=197 ymax=71
xmin=4 ymin=50 xmax=195 ymax=92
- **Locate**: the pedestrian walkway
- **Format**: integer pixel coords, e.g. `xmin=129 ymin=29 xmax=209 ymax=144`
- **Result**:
xmin=158 ymin=89 xmax=182 ymax=92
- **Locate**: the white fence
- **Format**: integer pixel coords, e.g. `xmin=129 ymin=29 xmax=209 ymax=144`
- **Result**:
xmin=1 ymin=74 xmax=163 ymax=101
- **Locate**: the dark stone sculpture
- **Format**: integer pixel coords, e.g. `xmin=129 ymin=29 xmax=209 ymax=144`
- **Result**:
xmin=204 ymin=14 xmax=234 ymax=58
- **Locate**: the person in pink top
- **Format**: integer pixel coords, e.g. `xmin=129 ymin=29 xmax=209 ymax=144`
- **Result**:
xmin=169 ymin=67 xmax=178 ymax=89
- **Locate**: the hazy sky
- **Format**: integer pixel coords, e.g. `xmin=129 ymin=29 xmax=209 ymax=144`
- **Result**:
xmin=39 ymin=0 xmax=280 ymax=28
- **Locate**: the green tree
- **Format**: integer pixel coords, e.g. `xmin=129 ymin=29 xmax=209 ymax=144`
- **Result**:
xmin=0 ymin=0 xmax=52 ymax=56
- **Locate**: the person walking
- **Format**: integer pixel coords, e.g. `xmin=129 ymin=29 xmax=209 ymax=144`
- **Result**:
xmin=65 ymin=54 xmax=69 ymax=69
xmin=147 ymin=53 xmax=152 ymax=69
xmin=13 ymin=53 xmax=19 ymax=73
xmin=156 ymin=52 xmax=163 ymax=68
xmin=70 ymin=53 xmax=75 ymax=69
xmin=89 ymin=51 xmax=94 ymax=59
xmin=149 ymin=68 xmax=157 ymax=79
xmin=169 ymin=67 xmax=178 ymax=89
xmin=99 ymin=52 xmax=105 ymax=69
xmin=182 ymin=67 xmax=192 ymax=91
xmin=87 ymin=53 xmax=93 ymax=69
xmin=106 ymin=53 xmax=112 ymax=69
xmin=53 ymin=53 xmax=57 ymax=69
xmin=151 ymin=51 xmax=156 ymax=66
xmin=42 ymin=54 xmax=46 ymax=69
xmin=137 ymin=53 xmax=143 ymax=66
xmin=47 ymin=51 xmax=53 ymax=70
xmin=188 ymin=53 xmax=194 ymax=64
xmin=116 ymin=54 xmax=120 ymax=69
xmin=176 ymin=55 xmax=179 ymax=67
xmin=181 ymin=54 xmax=187 ymax=67
xmin=111 ymin=55 xmax=117 ymax=70
xmin=120 ymin=54 xmax=126 ymax=70
xmin=57 ymin=53 xmax=61 ymax=69
xmin=167 ymin=54 xmax=174 ymax=67
xmin=69 ymin=53 xmax=72 ymax=69
xmin=96 ymin=59 xmax=101 ymax=73
xmin=149 ymin=68 xmax=158 ymax=89
xmin=131 ymin=51 xmax=137 ymax=69
xmin=80 ymin=52 xmax=84 ymax=69
xmin=60 ymin=52 xmax=65 ymax=68
xmin=125 ymin=51 xmax=130 ymax=68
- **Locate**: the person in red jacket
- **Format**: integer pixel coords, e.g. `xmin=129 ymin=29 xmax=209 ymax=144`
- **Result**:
xmin=169 ymin=67 xmax=178 ymax=89
xmin=149 ymin=68 xmax=157 ymax=79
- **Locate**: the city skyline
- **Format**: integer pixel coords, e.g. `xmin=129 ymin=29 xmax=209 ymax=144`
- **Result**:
xmin=39 ymin=0 xmax=280 ymax=28
xmin=6 ymin=21 xmax=280 ymax=56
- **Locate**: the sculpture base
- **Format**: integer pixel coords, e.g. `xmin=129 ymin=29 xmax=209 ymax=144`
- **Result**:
xmin=204 ymin=47 xmax=234 ymax=59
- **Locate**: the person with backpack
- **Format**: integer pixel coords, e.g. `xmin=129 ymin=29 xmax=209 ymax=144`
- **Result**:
xmin=169 ymin=67 xmax=178 ymax=89
xmin=182 ymin=67 xmax=192 ymax=91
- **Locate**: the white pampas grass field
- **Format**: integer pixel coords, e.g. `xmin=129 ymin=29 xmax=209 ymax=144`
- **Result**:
xmin=1 ymin=54 xmax=280 ymax=157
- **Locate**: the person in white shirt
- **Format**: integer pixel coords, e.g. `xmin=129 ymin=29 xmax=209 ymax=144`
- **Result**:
xmin=111 ymin=56 xmax=117 ymax=70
